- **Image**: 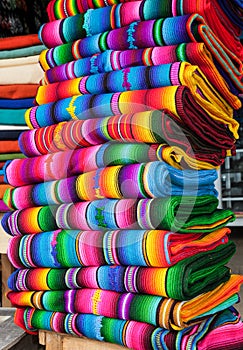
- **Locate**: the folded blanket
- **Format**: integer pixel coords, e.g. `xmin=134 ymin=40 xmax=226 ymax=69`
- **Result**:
xmin=0 ymin=141 xmax=21 ymax=154
xmin=43 ymin=43 xmax=241 ymax=109
xmin=46 ymin=0 xmax=137 ymax=21
xmin=7 ymin=227 xmax=232 ymax=268
xmin=4 ymin=143 xmax=163 ymax=186
xmin=21 ymin=110 xmax=235 ymax=162
xmin=0 ymin=56 xmax=44 ymax=85
xmin=2 ymin=196 xmax=235 ymax=236
xmin=42 ymin=0 xmax=243 ymax=60
xmin=7 ymin=240 xmax=235 ymax=300
xmin=25 ymin=86 xmax=239 ymax=141
xmin=0 ymin=85 xmax=39 ymax=99
xmin=0 ymin=98 xmax=35 ymax=109
xmin=0 ymin=130 xmax=24 ymax=141
xmin=39 ymin=14 xmax=243 ymax=93
xmin=3 ymin=161 xmax=218 ymax=210
xmin=35 ymin=62 xmax=234 ymax=125
xmin=0 ymin=109 xmax=28 ymax=126
xmin=0 ymin=45 xmax=46 ymax=60
xmin=4 ymin=144 xmax=218 ymax=191
xmin=7 ymin=275 xmax=243 ymax=330
xmin=0 ymin=153 xmax=26 ymax=161
xmin=0 ymin=34 xmax=42 ymax=50
xmin=13 ymin=307 xmax=243 ymax=350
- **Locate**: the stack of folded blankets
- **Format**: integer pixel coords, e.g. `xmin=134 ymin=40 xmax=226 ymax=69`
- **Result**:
xmin=2 ymin=0 xmax=243 ymax=349
xmin=0 ymin=34 xmax=45 ymax=221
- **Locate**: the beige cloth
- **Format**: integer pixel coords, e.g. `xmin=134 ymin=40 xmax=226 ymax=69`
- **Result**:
xmin=0 ymin=55 xmax=43 ymax=84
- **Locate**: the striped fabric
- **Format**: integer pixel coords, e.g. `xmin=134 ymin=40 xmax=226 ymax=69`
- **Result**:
xmin=45 ymin=0 xmax=243 ymax=60
xmin=14 ymin=307 xmax=243 ymax=350
xmin=7 ymin=275 xmax=243 ymax=330
xmin=2 ymin=196 xmax=235 ymax=236
xmin=25 ymin=86 xmax=238 ymax=142
xmin=7 ymin=227 xmax=232 ymax=269
xmin=3 ymin=161 xmax=218 ymax=210
xmin=5 ymin=0 xmax=243 ymax=348
xmin=7 ymin=240 xmax=235 ymax=299
xmin=42 ymin=43 xmax=241 ymax=108
xmin=39 ymin=14 xmax=243 ymax=93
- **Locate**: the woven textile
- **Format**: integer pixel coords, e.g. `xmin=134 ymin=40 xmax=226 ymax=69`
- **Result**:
xmin=39 ymin=14 xmax=243 ymax=93
xmin=13 ymin=307 xmax=243 ymax=350
xmin=0 ymin=85 xmax=39 ymax=99
xmin=2 ymin=195 xmax=235 ymax=236
xmin=42 ymin=43 xmax=241 ymax=109
xmin=46 ymin=0 xmax=137 ymax=20
xmin=25 ymin=86 xmax=239 ymax=142
xmin=0 ymin=98 xmax=34 ymax=109
xmin=0 ymin=45 xmax=46 ymax=60
xmin=4 ymin=143 xmax=163 ymax=186
xmin=0 ymin=109 xmax=28 ymax=126
xmin=0 ymin=34 xmax=42 ymax=50
xmin=3 ymin=161 xmax=218 ymax=210
xmin=7 ymin=274 xmax=243 ymax=330
xmin=35 ymin=62 xmax=234 ymax=122
xmin=4 ymin=145 xmax=217 ymax=187
xmin=7 ymin=240 xmax=235 ymax=300
xmin=0 ymin=55 xmax=44 ymax=85
xmin=21 ymin=110 xmax=236 ymax=156
xmin=43 ymin=0 xmax=243 ymax=60
xmin=7 ymin=227 xmax=232 ymax=269
xmin=0 ymin=141 xmax=20 ymax=154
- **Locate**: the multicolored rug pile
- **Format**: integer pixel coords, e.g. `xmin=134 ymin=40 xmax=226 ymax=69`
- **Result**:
xmin=0 ymin=34 xmax=46 ymax=218
xmin=1 ymin=0 xmax=243 ymax=349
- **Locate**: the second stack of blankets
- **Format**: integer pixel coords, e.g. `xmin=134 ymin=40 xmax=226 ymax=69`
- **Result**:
xmin=2 ymin=0 xmax=243 ymax=349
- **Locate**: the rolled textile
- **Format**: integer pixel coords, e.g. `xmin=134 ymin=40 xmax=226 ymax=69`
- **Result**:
xmin=25 ymin=86 xmax=239 ymax=141
xmin=0 ymin=34 xmax=42 ymax=50
xmin=2 ymin=195 xmax=235 ymax=236
xmin=7 ymin=274 xmax=243 ymax=330
xmin=0 ymin=141 xmax=20 ymax=154
xmin=46 ymin=0 xmax=137 ymax=21
xmin=0 ymin=109 xmax=28 ymax=126
xmin=7 ymin=240 xmax=235 ymax=300
xmin=0 ymin=85 xmax=39 ymax=99
xmin=21 ymin=110 xmax=235 ymax=159
xmin=42 ymin=43 xmax=241 ymax=109
xmin=0 ymin=45 xmax=46 ymax=60
xmin=35 ymin=62 xmax=234 ymax=126
xmin=13 ymin=307 xmax=243 ymax=350
xmin=0 ymin=98 xmax=35 ymax=109
xmin=7 ymin=227 xmax=232 ymax=269
xmin=3 ymin=161 xmax=217 ymax=210
xmin=39 ymin=14 xmax=243 ymax=93
xmin=0 ymin=56 xmax=44 ymax=85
